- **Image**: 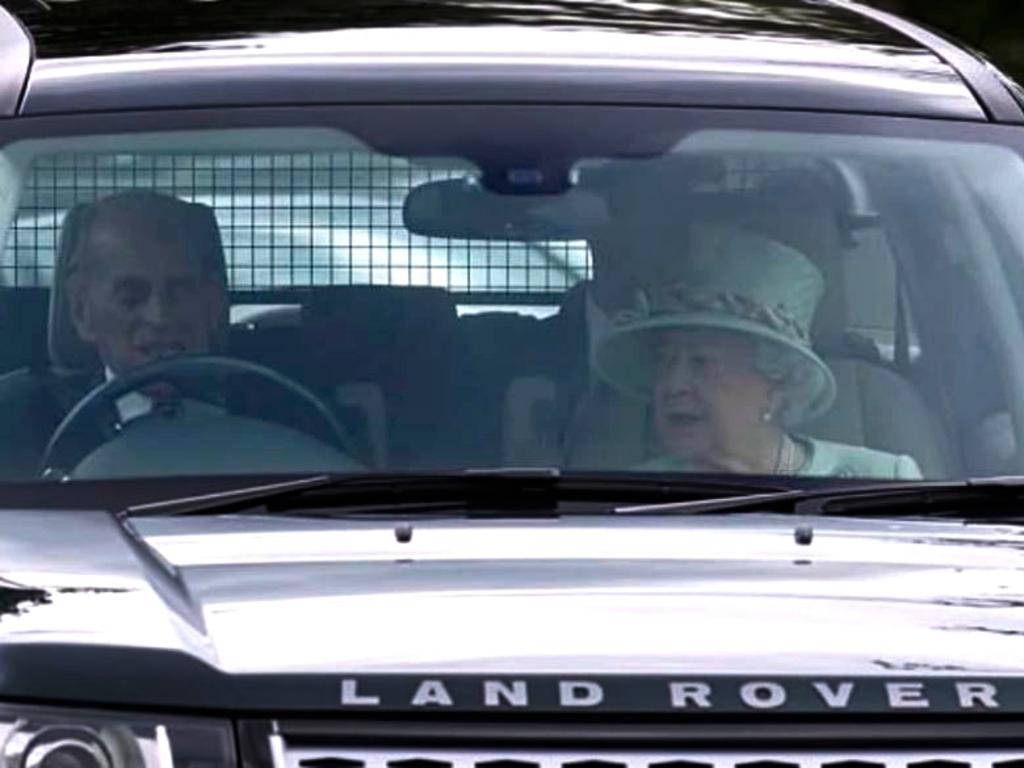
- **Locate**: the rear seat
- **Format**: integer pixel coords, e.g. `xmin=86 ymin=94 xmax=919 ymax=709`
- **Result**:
xmin=231 ymin=285 xmax=470 ymax=470
xmin=457 ymin=309 xmax=552 ymax=466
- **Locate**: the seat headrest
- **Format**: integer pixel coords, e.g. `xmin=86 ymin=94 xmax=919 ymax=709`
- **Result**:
xmin=304 ymin=285 xmax=457 ymax=328
xmin=746 ymin=168 xmax=851 ymax=350
xmin=674 ymin=169 xmax=850 ymax=350
xmin=300 ymin=285 xmax=459 ymax=382
xmin=48 ymin=192 xmax=229 ymax=373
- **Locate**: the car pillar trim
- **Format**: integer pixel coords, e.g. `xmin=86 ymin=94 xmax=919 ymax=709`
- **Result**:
xmin=826 ymin=0 xmax=1024 ymax=124
xmin=0 ymin=4 xmax=32 ymax=116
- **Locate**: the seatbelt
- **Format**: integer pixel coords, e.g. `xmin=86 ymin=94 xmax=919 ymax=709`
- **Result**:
xmin=894 ymin=270 xmax=911 ymax=371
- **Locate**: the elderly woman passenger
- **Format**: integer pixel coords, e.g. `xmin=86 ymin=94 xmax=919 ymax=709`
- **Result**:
xmin=594 ymin=231 xmax=922 ymax=479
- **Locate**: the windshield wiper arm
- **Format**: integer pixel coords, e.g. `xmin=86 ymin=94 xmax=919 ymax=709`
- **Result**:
xmin=124 ymin=474 xmax=339 ymax=518
xmin=125 ymin=469 xmax=569 ymax=518
xmin=615 ymin=476 xmax=1024 ymax=519
xmin=122 ymin=469 xmax=791 ymax=519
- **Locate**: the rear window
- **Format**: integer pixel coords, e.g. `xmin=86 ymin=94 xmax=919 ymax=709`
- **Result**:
xmin=5 ymin=151 xmax=592 ymax=297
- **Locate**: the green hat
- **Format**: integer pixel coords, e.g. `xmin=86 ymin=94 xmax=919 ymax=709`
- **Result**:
xmin=594 ymin=230 xmax=837 ymax=424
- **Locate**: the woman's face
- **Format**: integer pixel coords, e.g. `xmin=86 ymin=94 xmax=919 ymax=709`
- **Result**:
xmin=652 ymin=329 xmax=779 ymax=466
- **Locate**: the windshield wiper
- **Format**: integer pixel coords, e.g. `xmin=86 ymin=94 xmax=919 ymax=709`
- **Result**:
xmin=120 ymin=470 xmax=1024 ymax=521
xmin=615 ymin=476 xmax=1024 ymax=520
xmin=122 ymin=468 xmax=792 ymax=519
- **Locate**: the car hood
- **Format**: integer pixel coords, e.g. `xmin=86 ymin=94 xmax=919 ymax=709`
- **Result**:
xmin=3 ymin=509 xmax=1024 ymax=682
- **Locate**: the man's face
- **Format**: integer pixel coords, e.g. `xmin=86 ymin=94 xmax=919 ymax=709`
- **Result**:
xmin=69 ymin=223 xmax=224 ymax=377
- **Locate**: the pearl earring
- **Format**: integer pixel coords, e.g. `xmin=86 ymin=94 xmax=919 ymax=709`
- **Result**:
xmin=762 ymin=408 xmax=774 ymax=423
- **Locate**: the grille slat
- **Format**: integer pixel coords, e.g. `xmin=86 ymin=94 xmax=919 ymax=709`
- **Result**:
xmin=278 ymin=747 xmax=1024 ymax=768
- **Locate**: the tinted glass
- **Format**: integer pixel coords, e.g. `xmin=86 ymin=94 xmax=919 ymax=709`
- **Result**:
xmin=1 ymin=107 xmax=1022 ymax=483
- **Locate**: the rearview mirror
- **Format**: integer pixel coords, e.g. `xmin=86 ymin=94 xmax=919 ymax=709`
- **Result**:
xmin=403 ymin=178 xmax=608 ymax=241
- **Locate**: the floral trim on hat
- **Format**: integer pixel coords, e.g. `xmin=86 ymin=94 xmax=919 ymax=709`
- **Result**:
xmin=613 ymin=283 xmax=810 ymax=345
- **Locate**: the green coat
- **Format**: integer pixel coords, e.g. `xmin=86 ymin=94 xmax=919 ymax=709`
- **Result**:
xmin=640 ymin=436 xmax=923 ymax=480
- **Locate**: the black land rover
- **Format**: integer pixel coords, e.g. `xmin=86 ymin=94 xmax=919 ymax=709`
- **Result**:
xmin=1 ymin=1 xmax=1024 ymax=766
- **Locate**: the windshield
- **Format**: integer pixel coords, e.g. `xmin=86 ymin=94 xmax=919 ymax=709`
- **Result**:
xmin=2 ymin=106 xmax=1023 ymax=483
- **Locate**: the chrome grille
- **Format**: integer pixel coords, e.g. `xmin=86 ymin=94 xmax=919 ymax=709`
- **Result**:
xmin=269 ymin=745 xmax=1024 ymax=768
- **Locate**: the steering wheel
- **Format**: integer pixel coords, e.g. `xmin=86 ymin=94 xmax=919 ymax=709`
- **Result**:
xmin=40 ymin=355 xmax=359 ymax=478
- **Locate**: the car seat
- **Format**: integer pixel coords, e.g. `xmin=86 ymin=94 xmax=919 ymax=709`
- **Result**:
xmin=498 ymin=163 xmax=957 ymax=477
xmin=295 ymin=285 xmax=468 ymax=470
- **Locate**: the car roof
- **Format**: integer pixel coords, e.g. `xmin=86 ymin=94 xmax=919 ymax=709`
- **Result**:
xmin=1 ymin=0 xmax=1022 ymax=122
xmin=3 ymin=0 xmax=930 ymax=57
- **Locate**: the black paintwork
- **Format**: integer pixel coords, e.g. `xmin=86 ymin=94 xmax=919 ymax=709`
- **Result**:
xmin=19 ymin=57 xmax=985 ymax=119
xmin=0 ymin=583 xmax=50 ymax=619
xmin=4 ymin=0 xmax=1024 ymax=723
xmin=10 ymin=0 xmax=1015 ymax=121
xmin=835 ymin=2 xmax=1024 ymax=122
xmin=5 ymin=0 xmax=1020 ymax=120
xmin=0 ymin=643 xmax=1020 ymax=717
xmin=1 ymin=500 xmax=1023 ymax=712
xmin=7 ymin=0 xmax=917 ymax=58
xmin=0 ymin=3 xmax=31 ymax=116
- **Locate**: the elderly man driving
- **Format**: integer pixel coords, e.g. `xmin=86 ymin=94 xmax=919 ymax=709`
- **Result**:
xmin=0 ymin=190 xmax=228 ymax=478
